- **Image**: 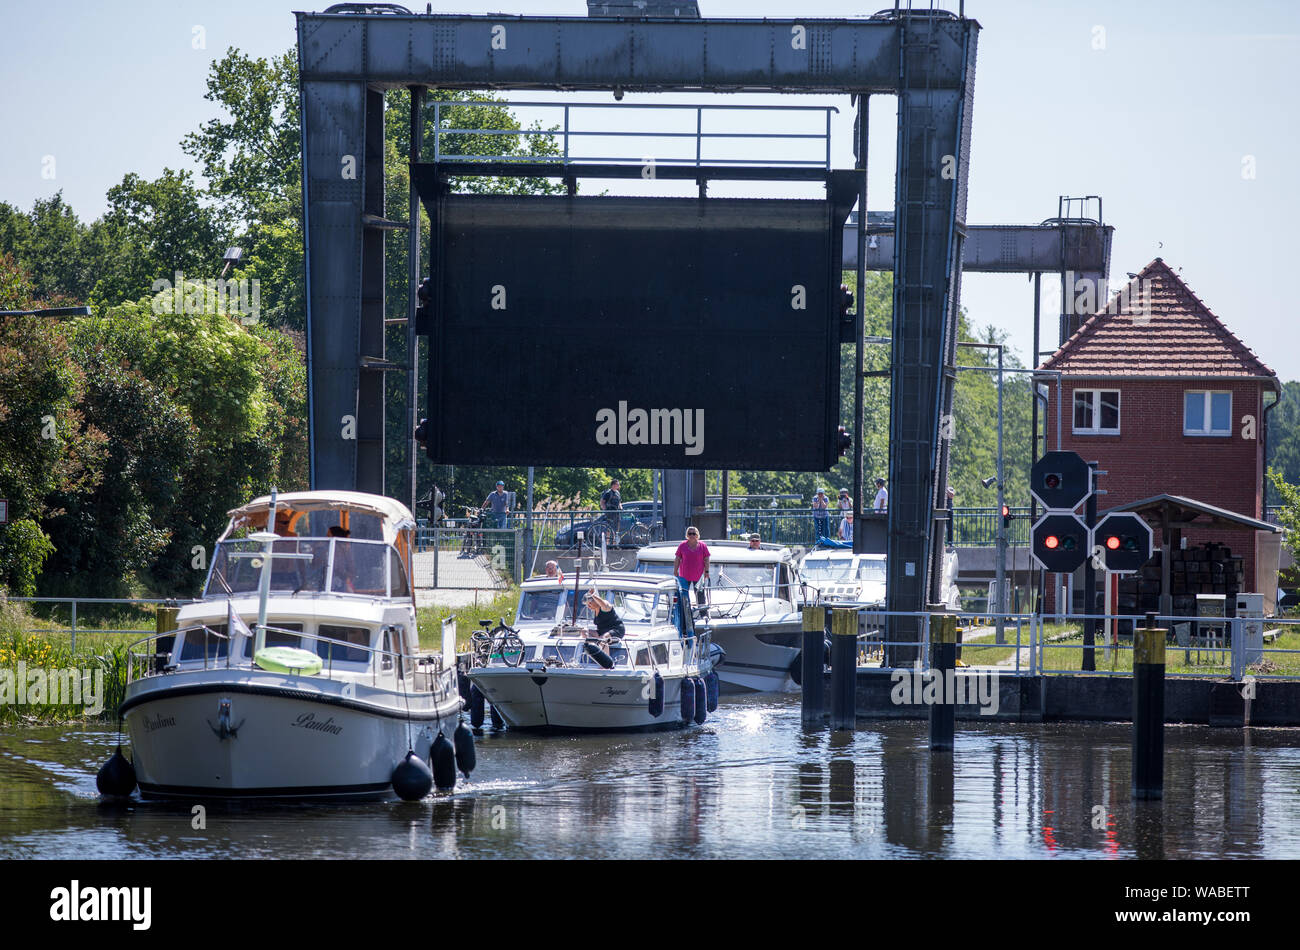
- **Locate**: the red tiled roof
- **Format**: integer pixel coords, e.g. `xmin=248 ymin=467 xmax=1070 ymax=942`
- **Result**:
xmin=1038 ymin=258 xmax=1277 ymax=386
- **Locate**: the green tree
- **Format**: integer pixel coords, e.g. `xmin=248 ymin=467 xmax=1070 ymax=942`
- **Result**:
xmin=1266 ymin=381 xmax=1300 ymax=507
xmin=0 ymin=254 xmax=103 ymax=594
xmin=89 ymin=169 xmax=224 ymax=307
xmin=181 ymin=48 xmax=303 ymax=331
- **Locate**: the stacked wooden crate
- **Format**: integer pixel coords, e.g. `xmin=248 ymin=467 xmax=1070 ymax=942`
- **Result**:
xmin=1114 ymin=542 xmax=1243 ymax=634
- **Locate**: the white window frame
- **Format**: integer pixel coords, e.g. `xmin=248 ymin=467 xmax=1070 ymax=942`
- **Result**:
xmin=1184 ymin=390 xmax=1232 ymax=437
xmin=1071 ymin=388 xmax=1121 ymax=435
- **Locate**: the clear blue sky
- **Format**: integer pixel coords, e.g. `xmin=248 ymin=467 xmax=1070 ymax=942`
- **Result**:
xmin=3 ymin=0 xmax=1297 ymax=377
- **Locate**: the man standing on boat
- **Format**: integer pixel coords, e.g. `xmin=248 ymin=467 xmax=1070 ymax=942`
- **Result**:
xmin=483 ymin=480 xmax=511 ymax=529
xmin=673 ymin=526 xmax=710 ymax=635
xmin=873 ymin=477 xmax=889 ymax=512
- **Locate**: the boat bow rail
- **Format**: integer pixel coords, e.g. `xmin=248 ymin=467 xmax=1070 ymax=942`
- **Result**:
xmin=126 ymin=623 xmax=454 ymax=695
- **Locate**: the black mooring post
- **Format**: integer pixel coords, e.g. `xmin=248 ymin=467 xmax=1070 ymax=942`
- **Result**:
xmin=1133 ymin=612 xmax=1165 ymax=800
xmin=929 ymin=613 xmax=957 ymax=751
xmin=801 ymin=605 xmax=825 ymax=725
xmin=829 ymin=609 xmax=857 ymax=731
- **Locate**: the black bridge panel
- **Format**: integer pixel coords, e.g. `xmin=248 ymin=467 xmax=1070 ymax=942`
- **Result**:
xmin=424 ymin=193 xmax=851 ymax=470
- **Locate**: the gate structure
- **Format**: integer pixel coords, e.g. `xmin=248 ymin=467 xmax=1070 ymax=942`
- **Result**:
xmin=296 ymin=6 xmax=979 ymax=651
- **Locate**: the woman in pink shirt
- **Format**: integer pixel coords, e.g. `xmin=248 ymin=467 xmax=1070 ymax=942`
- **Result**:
xmin=673 ymin=527 xmax=710 ymax=634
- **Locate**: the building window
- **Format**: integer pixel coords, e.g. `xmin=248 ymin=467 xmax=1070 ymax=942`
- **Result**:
xmin=1072 ymin=389 xmax=1120 ymax=434
xmin=1184 ymin=390 xmax=1231 ymax=436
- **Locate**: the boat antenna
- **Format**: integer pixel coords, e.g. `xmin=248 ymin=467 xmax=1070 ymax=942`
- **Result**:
xmin=571 ymin=533 xmax=582 ymax=626
xmin=250 ymin=487 xmax=279 ymax=656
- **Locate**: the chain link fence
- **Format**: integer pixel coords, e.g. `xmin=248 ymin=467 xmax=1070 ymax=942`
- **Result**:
xmin=411 ymin=526 xmax=523 ymax=590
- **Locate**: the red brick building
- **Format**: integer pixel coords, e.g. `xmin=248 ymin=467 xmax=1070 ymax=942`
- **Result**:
xmin=1038 ymin=258 xmax=1280 ymax=602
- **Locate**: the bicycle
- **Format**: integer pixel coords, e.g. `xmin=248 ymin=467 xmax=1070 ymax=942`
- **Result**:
xmin=470 ymin=618 xmax=527 ymax=668
xmin=460 ymin=506 xmax=487 ymax=557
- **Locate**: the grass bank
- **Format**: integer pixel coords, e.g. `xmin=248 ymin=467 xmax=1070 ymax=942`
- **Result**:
xmin=0 ymin=600 xmax=131 ymax=724
xmin=416 ymin=586 xmax=520 ymax=654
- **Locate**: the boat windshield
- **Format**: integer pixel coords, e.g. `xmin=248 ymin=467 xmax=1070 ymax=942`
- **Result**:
xmin=857 ymin=559 xmax=886 ymax=583
xmin=560 ymin=589 xmax=664 ymax=624
xmin=803 ymin=558 xmax=854 ymax=582
xmin=636 ymin=561 xmax=674 ymax=576
xmin=711 ymin=563 xmax=776 ymax=592
xmin=205 ymin=538 xmax=402 ymax=598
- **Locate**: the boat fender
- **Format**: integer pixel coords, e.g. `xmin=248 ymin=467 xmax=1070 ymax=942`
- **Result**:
xmin=431 ymin=733 xmax=457 ymax=791
xmin=704 ymin=671 xmax=719 ymax=712
xmin=489 ymin=702 xmax=504 ymax=730
xmin=454 ymin=722 xmax=480 ymax=774
xmin=693 ymin=677 xmax=707 ymax=725
xmin=457 ymin=671 xmax=472 ymax=707
xmin=789 ymin=652 xmax=803 ymax=687
xmin=680 ymin=676 xmax=696 ymax=723
xmin=648 ymin=671 xmax=665 ymax=718
xmin=96 ymin=746 xmax=137 ymax=798
xmin=453 ymin=722 xmax=477 ymax=777
xmin=392 ymin=751 xmax=433 ymax=802
xmin=469 ymin=683 xmax=486 ymax=729
xmin=582 ymin=639 xmax=615 ymax=670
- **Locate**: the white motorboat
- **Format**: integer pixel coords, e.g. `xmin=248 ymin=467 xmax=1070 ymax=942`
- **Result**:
xmin=118 ymin=490 xmax=465 ymax=801
xmin=797 ymin=546 xmax=961 ymax=611
xmin=799 ymin=549 xmax=888 ymax=608
xmin=634 ymin=541 xmax=805 ymax=694
xmin=466 ymin=573 xmax=719 ymax=732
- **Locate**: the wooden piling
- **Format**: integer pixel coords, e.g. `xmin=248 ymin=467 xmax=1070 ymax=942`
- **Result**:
xmin=829 ymin=608 xmax=857 ymax=731
xmin=929 ymin=613 xmax=958 ymax=751
xmin=1132 ymin=614 xmax=1166 ymax=800
xmin=801 ymin=606 xmax=825 ymax=725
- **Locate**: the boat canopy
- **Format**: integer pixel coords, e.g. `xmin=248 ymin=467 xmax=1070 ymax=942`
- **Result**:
xmin=221 ymin=492 xmax=414 ymax=542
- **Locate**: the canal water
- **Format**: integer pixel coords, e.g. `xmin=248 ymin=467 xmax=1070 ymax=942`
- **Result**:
xmin=2 ymin=695 xmax=1298 ymax=859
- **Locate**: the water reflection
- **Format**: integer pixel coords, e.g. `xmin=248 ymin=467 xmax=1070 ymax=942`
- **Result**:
xmin=1 ymin=701 xmax=1298 ymax=859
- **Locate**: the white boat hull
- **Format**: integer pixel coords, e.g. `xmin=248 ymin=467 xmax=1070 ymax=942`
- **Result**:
xmin=707 ymin=617 xmax=804 ymax=693
xmin=123 ymin=669 xmax=461 ymax=800
xmin=467 ymin=667 xmax=703 ymax=732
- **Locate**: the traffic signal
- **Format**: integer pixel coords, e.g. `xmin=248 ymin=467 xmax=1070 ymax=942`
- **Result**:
xmin=1093 ymin=512 xmax=1153 ymax=573
xmin=416 ymin=486 xmax=446 ymax=522
xmin=836 ymin=425 xmax=852 ymax=459
xmin=1030 ymin=450 xmax=1092 ymax=511
xmin=1031 ymin=512 xmax=1089 ymax=573
xmin=1001 ymin=504 xmax=1010 ymax=529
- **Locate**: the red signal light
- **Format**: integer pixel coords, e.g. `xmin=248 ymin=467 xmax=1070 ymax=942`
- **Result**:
xmin=1105 ymin=535 xmax=1121 ymax=551
xmin=1001 ymin=504 xmax=1010 ymax=518
xmin=1044 ymin=535 xmax=1060 ymax=550
xmin=1044 ymin=473 xmax=1061 ymax=490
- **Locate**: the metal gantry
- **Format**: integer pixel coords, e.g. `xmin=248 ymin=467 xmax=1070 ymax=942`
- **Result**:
xmin=296 ymin=7 xmax=980 ymax=642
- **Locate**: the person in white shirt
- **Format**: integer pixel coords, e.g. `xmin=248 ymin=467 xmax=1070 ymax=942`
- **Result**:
xmin=839 ymin=512 xmax=854 ymax=542
xmin=873 ymin=478 xmax=888 ymax=512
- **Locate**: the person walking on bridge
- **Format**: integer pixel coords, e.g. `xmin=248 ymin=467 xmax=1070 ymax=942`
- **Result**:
xmin=483 ymin=480 xmax=511 ymax=529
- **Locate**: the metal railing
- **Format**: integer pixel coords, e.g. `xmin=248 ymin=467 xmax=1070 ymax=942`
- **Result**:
xmin=419 ymin=506 xmax=1043 ymax=550
xmin=5 ymin=597 xmax=198 ymax=654
xmin=474 ymin=625 xmax=714 ymax=675
xmin=432 ymin=100 xmax=838 ymax=170
xmin=126 ymin=623 xmax=457 ymax=698
xmin=823 ymin=608 xmax=1299 ymax=682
